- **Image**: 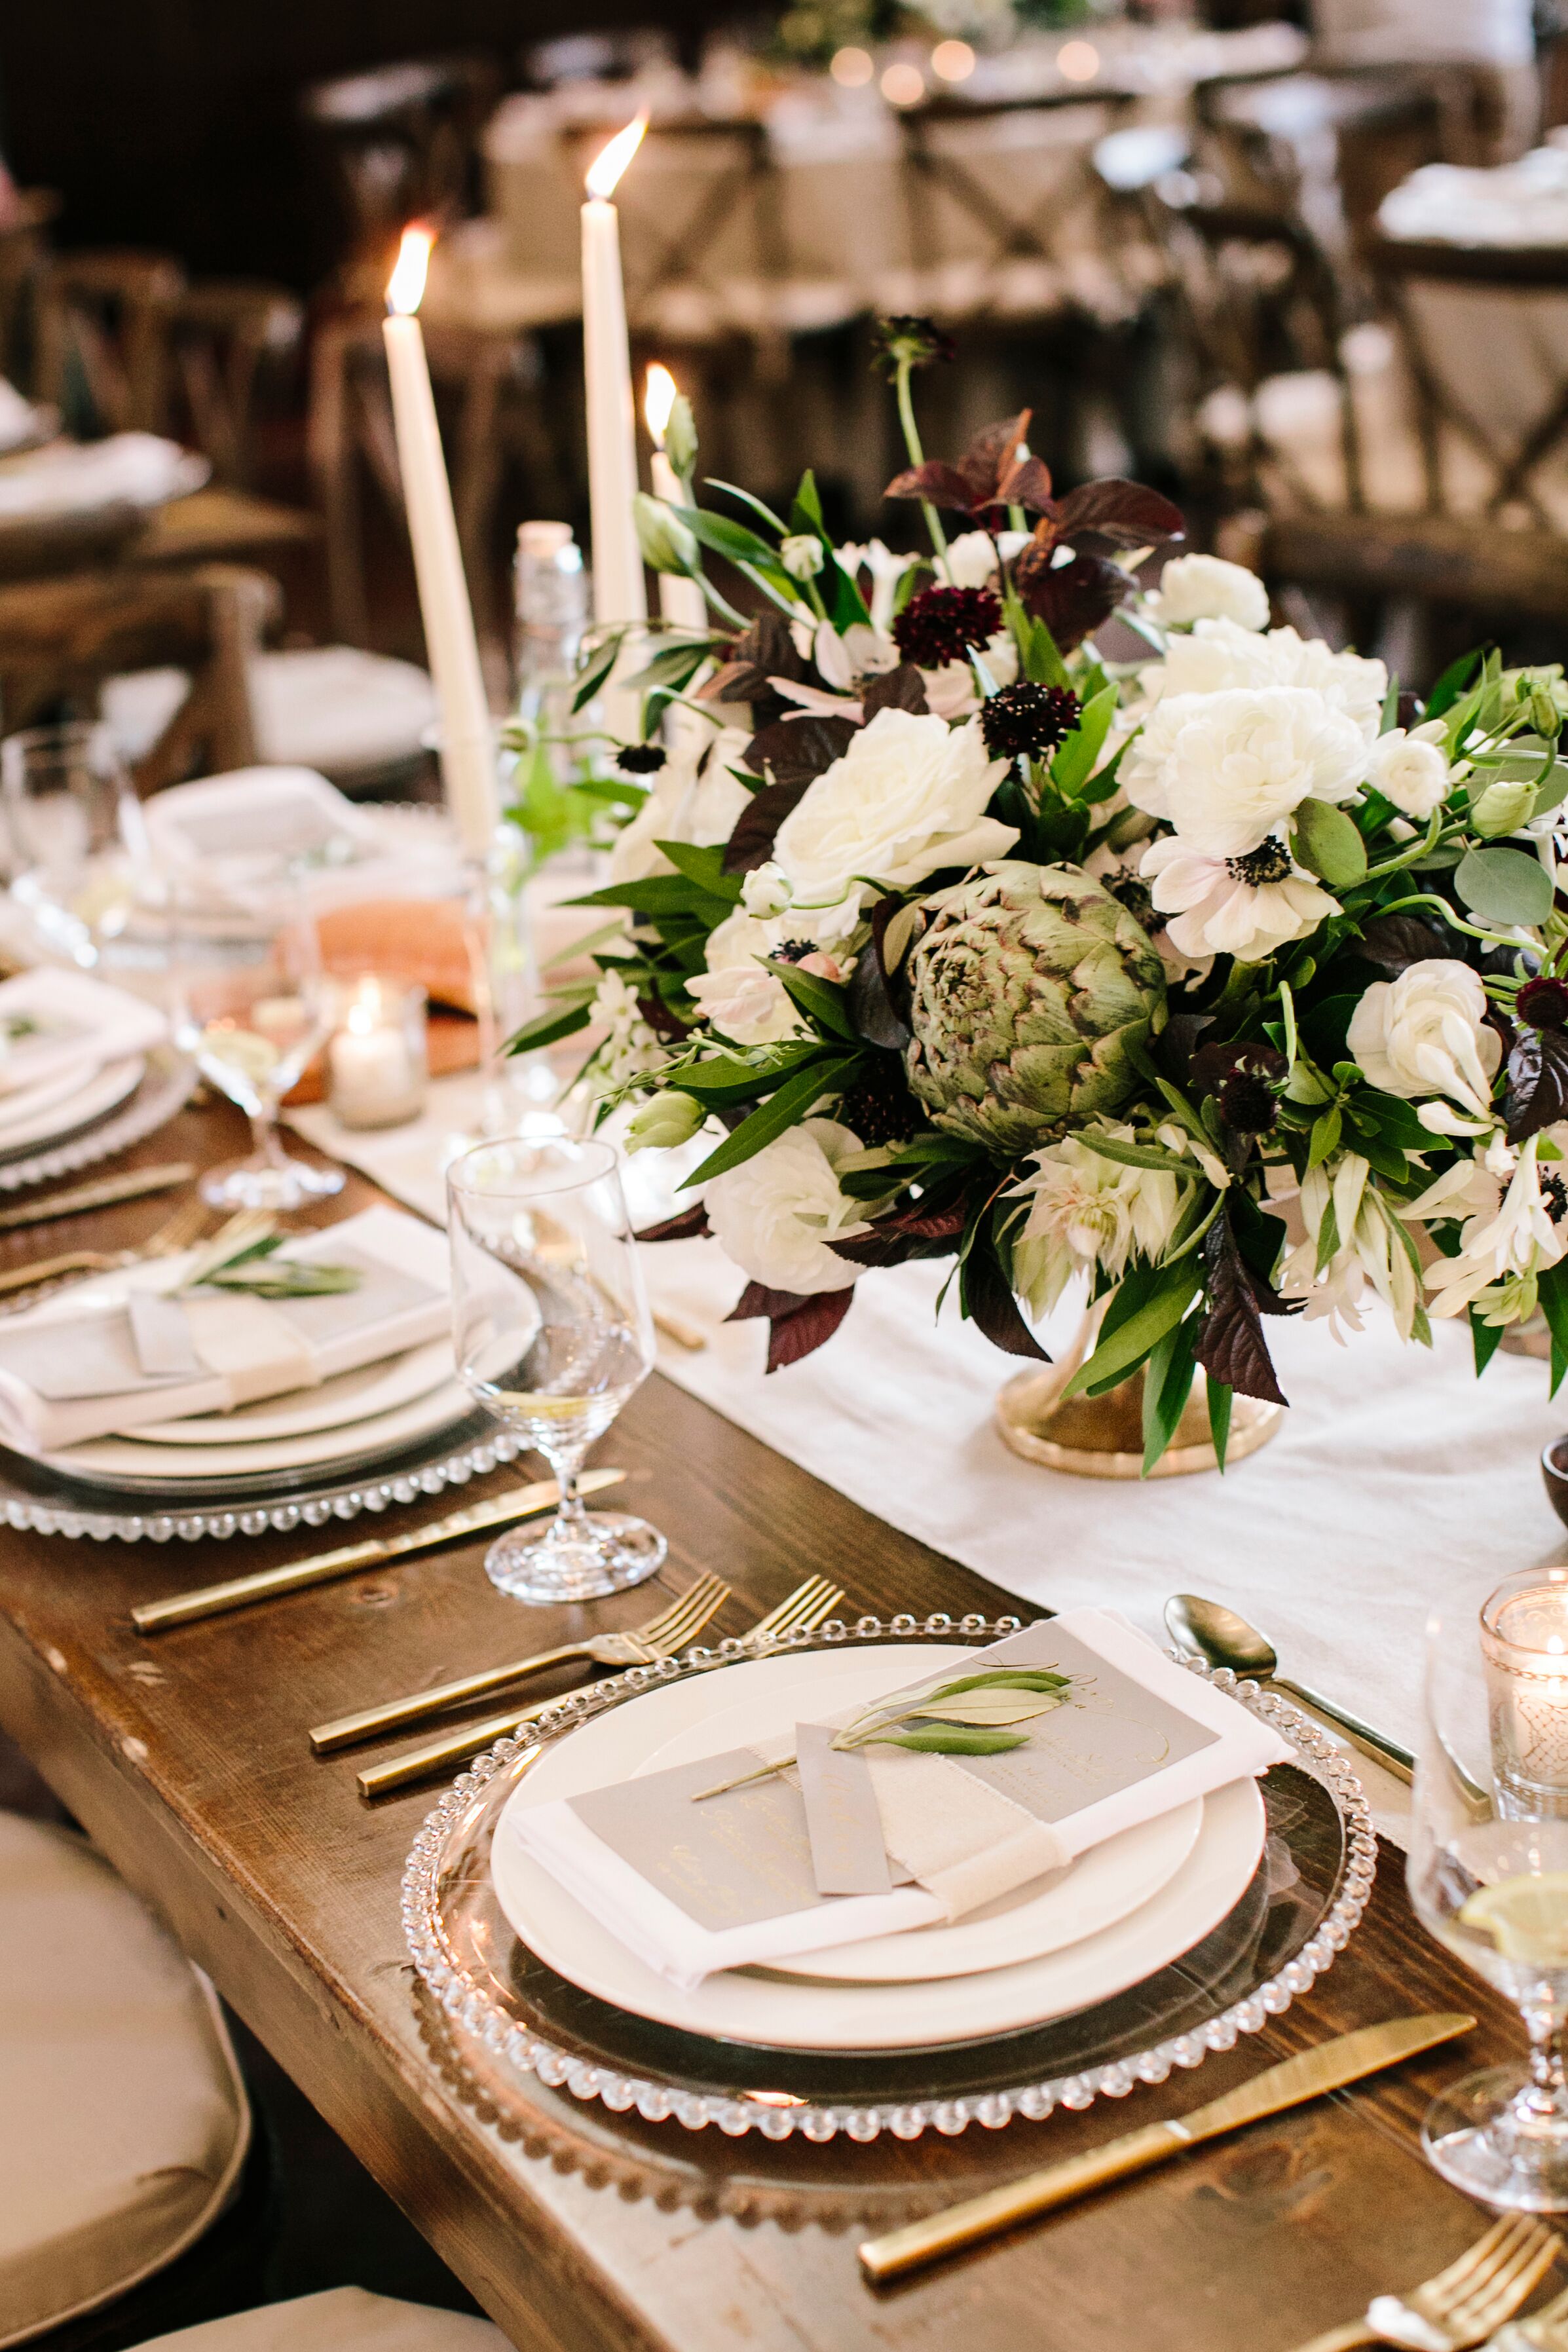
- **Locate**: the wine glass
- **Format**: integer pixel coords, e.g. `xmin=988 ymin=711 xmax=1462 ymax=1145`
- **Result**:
xmin=1 ymin=722 xmax=151 ymax=967
xmin=447 ymin=1136 xmax=663 ymax=1603
xmin=166 ymin=855 xmax=345 ymax=1212
xmin=1408 ymin=1572 xmax=1568 ymax=2210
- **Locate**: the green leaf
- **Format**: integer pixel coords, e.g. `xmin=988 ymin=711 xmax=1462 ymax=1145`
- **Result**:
xmin=1471 ymin=1306 xmax=1506 ymax=1375
xmin=1424 ymin=646 xmax=1482 ymax=720
xmin=504 ymin=994 xmax=595 ymax=1055
xmin=681 ymin=506 xmax=798 ymax=599
xmin=1455 ymin=844 xmax=1554 ymax=927
xmin=765 ymin=960 xmax=858 ymax=1043
xmin=867 ymin=1728 xmax=1030 ymax=1756
xmin=1206 ymin=1375 xmax=1233 ymax=1472
xmin=681 ymin=1053 xmax=861 ymax=1187
xmin=1307 ymin=1103 xmax=1343 ymax=1169
xmin=1142 ymin=1315 xmax=1199 ymax=1477
xmin=653 ymin=840 xmax=742 ymax=903
xmin=1293 ymin=798 xmax=1368 ymax=889
xmin=790 ymin=468 xmax=827 ymax=535
xmin=1077 ymin=1132 xmax=1202 ymax=1178
xmin=912 ymin=1670 xmax=1071 ymax=1700
xmin=704 ymin=477 xmax=787 ymax=535
xmin=1538 ymin=1262 xmax=1568 ymax=1393
xmin=571 ymin=632 xmax=623 ymax=714
xmin=570 ymin=873 xmax=734 ymax=921
xmin=1049 ymin=683 xmax=1119 ymax=798
xmin=906 ymin=1690 xmax=1070 ymax=1728
xmin=1065 ymin=1259 xmax=1203 ymax=1399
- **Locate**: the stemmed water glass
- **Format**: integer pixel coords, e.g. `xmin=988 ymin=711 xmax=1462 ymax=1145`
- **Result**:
xmin=447 ymin=1136 xmax=663 ymax=1603
xmin=1408 ymin=1572 xmax=1568 ymax=2211
xmin=1 ymin=721 xmax=151 ymax=968
xmin=166 ymin=854 xmax=345 ymax=1211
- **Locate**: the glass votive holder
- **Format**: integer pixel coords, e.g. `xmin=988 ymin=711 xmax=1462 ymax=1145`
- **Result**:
xmin=326 ymin=973 xmax=427 ymax=1130
xmin=1480 ymin=1566 xmax=1568 ymax=1816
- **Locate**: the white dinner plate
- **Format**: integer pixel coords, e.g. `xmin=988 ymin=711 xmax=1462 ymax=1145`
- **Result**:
xmin=123 ymin=1339 xmax=455 ymax=1445
xmin=0 ymin=1053 xmax=107 ymax=1134
xmin=35 ymin=1374 xmax=476 ymax=1488
xmin=0 ymin=1056 xmax=142 ymax=1161
xmin=492 ymin=1646 xmax=1269 ymax=2051
xmin=631 ymin=1650 xmax=1204 ymax=1982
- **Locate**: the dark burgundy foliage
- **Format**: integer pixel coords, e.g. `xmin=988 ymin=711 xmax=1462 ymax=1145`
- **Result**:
xmin=1193 ymin=1216 xmax=1297 ymax=1407
xmin=1155 ymin=1011 xmax=1215 ymax=1086
xmin=1190 ymin=1041 xmax=1287 ymax=1136
xmin=832 ymin=1194 xmax=966 ymax=1269
xmin=1356 ymin=912 xmax=1459 ymax=972
xmin=1012 ymin=548 xmax=1135 ymax=652
xmin=893 ymin=585 xmax=1003 ymax=671
xmin=698 ymin=612 xmax=812 ymax=730
xmin=616 ymin=743 xmax=667 ymax=774
xmin=963 ymin=1242 xmax=1052 ymax=1362
xmin=721 ymin=778 xmax=810 ymax=874
xmin=744 ymin=714 xmax=858 ymax=789
xmin=886 ymin=411 xmax=1055 ymax=525
xmin=1045 ymin=479 xmax=1185 ymax=552
xmin=1518 ymin=977 xmax=1568 ymax=1030
xmin=1505 ymin=1026 xmax=1568 ymax=1144
xmin=863 ymin=662 xmax=930 ymax=718
xmin=980 ymin=681 xmax=1082 ymax=762
xmin=637 ymin=1203 xmax=712 ymax=1242
xmin=727 ymin=1280 xmax=855 ymax=1372
xmin=848 ymin=948 xmax=913 ymax=1052
xmin=636 ymin=992 xmax=694 ymax=1043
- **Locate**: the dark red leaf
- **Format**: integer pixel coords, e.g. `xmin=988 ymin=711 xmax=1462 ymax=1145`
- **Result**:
xmin=1013 ymin=549 xmax=1132 ymax=650
xmin=722 ymin=777 xmax=811 ymax=874
xmin=1193 ymin=1217 xmax=1294 ymax=1406
xmin=962 ymin=1239 xmax=1051 ymax=1362
xmin=886 ymin=413 xmax=1035 ymax=520
xmin=764 ymin=1286 xmax=855 ymax=1371
xmin=863 ymin=663 xmax=929 ymax=718
xmin=995 ymin=454 xmax=1056 ymax=514
xmin=1356 ymin=912 xmax=1459 ymax=972
xmin=1506 ymin=1026 xmax=1568 ymax=1144
xmin=832 ymin=1196 xmax=965 ymax=1269
xmin=885 ymin=461 xmax=979 ymax=512
xmin=954 ymin=412 xmax=1032 ymax=508
xmin=1051 ymin=478 xmax=1186 ymax=550
xmin=696 ymin=612 xmax=810 ymax=705
xmin=1157 ymin=1011 xmax=1216 ymax=1086
xmin=744 ymin=715 xmax=857 ymax=788
xmin=636 ymin=991 xmax=694 ymax=1042
xmin=728 ymin=1280 xmax=812 ymax=1321
xmin=637 ymin=1203 xmax=712 ymax=1242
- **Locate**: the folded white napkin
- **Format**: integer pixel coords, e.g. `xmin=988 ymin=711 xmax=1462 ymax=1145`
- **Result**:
xmin=0 ymin=1204 xmax=450 ymax=1453
xmin=0 ymin=432 xmax=205 ymax=517
xmin=0 ymin=968 xmax=166 ymax=1097
xmin=143 ymin=768 xmax=466 ymax=910
xmin=508 ymin=1609 xmax=1292 ymax=1990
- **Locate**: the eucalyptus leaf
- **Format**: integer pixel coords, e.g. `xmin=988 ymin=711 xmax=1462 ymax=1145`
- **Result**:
xmin=1293 ymin=798 xmax=1368 ymax=889
xmin=1455 ymin=844 xmax=1554 ymax=926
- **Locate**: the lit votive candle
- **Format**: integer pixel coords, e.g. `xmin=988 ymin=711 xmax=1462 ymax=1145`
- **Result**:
xmin=327 ymin=976 xmax=427 ymax=1130
xmin=1481 ymin=1567 xmax=1568 ymax=1815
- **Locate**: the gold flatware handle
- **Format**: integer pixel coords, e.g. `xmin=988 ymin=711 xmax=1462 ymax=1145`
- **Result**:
xmin=654 ymin=1307 xmax=707 ymax=1351
xmin=0 ymin=1247 xmax=107 ymax=1294
xmin=358 ymin=1692 xmax=566 ymax=1797
xmin=1289 ymin=2327 xmax=1377 ymax=2352
xmin=310 ymin=1638 xmax=593 ymax=1752
xmin=132 ymin=1468 xmax=626 ymax=1633
xmin=0 ymin=1161 xmax=194 ymax=1230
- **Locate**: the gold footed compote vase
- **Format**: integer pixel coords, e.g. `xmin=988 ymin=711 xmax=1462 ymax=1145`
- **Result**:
xmin=996 ymin=1306 xmax=1281 ymax=1479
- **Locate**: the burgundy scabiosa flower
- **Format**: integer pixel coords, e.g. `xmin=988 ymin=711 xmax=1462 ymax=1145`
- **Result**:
xmin=893 ymin=584 xmax=1001 ymax=671
xmin=980 ymin=681 xmax=1082 ymax=762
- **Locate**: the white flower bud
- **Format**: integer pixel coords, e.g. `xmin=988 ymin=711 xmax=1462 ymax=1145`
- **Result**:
xmin=625 ymin=1091 xmax=703 ymax=1153
xmin=741 ymin=861 xmax=792 ymax=918
xmin=1470 ymin=777 xmax=1537 ymax=838
xmin=780 ymin=534 xmax=827 ymax=581
xmin=633 ymin=491 xmax=698 ymax=576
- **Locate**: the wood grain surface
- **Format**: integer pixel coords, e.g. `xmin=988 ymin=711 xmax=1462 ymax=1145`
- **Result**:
xmin=0 ymin=1100 xmax=1550 ymax=2351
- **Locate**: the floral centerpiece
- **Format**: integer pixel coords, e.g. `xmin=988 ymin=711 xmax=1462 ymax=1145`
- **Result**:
xmin=517 ymin=319 xmax=1568 ymax=1472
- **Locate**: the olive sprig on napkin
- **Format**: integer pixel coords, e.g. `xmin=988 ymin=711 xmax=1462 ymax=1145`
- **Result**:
xmin=692 ymin=1668 xmax=1077 ymax=1802
xmin=181 ymin=1229 xmax=362 ymax=1301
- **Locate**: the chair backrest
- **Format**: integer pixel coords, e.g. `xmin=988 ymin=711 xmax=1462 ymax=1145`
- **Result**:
xmin=608 ymin=121 xmax=771 ymax=302
xmin=162 ymin=281 xmax=304 ymax=488
xmin=34 ymin=250 xmax=186 ymax=437
xmin=0 ymin=563 xmax=272 ymax=793
xmin=0 ymin=189 xmax=58 ymax=392
xmin=899 ymin=94 xmax=1127 ymax=279
xmin=301 ymin=53 xmax=502 ymax=277
xmin=766 ymin=103 xmax=907 ymax=289
xmin=1372 ymin=234 xmax=1568 ymax=531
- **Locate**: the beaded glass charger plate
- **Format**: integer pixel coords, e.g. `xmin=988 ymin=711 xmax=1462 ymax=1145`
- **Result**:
xmin=403 ymin=1617 xmax=1375 ymax=2144
xmin=0 ymin=1046 xmax=196 ymax=1194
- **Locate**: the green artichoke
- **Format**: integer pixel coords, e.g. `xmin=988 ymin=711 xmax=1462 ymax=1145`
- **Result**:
xmin=905 ymin=862 xmax=1165 ymax=1155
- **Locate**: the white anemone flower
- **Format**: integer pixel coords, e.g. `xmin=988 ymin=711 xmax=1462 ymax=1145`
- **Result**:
xmin=1009 ymin=1126 xmax=1183 ymax=1316
xmin=1140 ymin=833 xmax=1339 ymax=963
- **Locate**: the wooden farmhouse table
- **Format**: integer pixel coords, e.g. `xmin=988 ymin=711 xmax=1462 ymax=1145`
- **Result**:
xmin=0 ymin=1099 xmax=1547 ymax=2351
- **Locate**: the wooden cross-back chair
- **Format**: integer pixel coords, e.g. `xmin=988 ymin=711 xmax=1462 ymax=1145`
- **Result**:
xmin=0 ymin=565 xmax=272 ymax=794
xmin=301 ymin=54 xmax=503 ymax=303
xmin=33 ymin=251 xmax=185 ymax=437
xmin=160 ymin=282 xmax=304 ymax=489
xmin=0 ymin=188 xmax=59 ymax=393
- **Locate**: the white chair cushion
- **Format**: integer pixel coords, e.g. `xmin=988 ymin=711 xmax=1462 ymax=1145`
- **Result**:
xmin=128 ymin=2288 xmax=508 ymax=2352
xmin=0 ymin=1814 xmax=250 ymax=2348
xmin=132 ymin=2295 xmax=510 ymax=2352
xmin=102 ymin=648 xmax=439 ymax=783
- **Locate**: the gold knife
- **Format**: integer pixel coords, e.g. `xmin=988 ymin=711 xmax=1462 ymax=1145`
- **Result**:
xmin=130 ymin=1468 xmax=627 ymax=1632
xmin=0 ymin=1162 xmax=195 ymax=1231
xmin=857 ymin=2011 xmax=1476 ymax=2283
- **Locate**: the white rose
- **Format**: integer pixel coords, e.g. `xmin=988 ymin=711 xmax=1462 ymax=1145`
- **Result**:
xmin=943 ymin=529 xmax=1030 ymax=589
xmin=1366 ymin=720 xmax=1451 ymax=819
xmin=1140 ymin=833 xmax=1337 ymax=962
xmin=1347 ymin=958 xmax=1502 ymax=1119
xmin=1139 ymin=621 xmax=1387 ymax=743
xmin=772 ymin=708 xmax=1016 ymax=908
xmin=1123 ymin=686 xmax=1368 ymax=858
xmin=705 ymin=1117 xmax=868 ymax=1295
xmin=1148 ymin=553 xmax=1270 ymax=632
xmin=920 ymin=629 xmax=1020 ymax=720
xmin=608 ymin=726 xmax=753 ymax=883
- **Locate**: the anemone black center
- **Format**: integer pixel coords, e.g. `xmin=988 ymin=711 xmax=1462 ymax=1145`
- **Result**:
xmin=1225 ymin=839 xmax=1293 ymax=887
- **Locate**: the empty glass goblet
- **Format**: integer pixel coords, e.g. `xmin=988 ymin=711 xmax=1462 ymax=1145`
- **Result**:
xmin=447 ymin=1136 xmax=663 ymax=1603
xmin=166 ymin=856 xmax=345 ymax=1211
xmin=1 ymin=721 xmax=151 ymax=967
xmin=1408 ymin=1578 xmax=1568 ymax=2210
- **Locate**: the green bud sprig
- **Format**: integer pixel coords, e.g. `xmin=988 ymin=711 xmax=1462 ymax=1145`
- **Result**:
xmin=181 ymin=1230 xmax=362 ymax=1301
xmin=691 ymin=1667 xmax=1076 ymax=1802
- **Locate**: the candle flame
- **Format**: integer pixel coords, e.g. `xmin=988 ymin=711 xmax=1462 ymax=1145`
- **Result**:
xmin=644 ymin=362 xmax=678 ymax=445
xmin=586 ymin=113 xmax=647 ymax=200
xmin=386 ymin=224 xmax=434 ymax=316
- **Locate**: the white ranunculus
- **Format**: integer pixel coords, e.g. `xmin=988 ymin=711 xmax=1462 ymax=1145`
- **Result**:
xmin=1138 ymin=620 xmax=1387 ymax=744
xmin=1009 ymin=1126 xmax=1183 ymax=1316
xmin=1140 ymin=832 xmax=1338 ymax=962
xmin=687 ymin=906 xmax=855 ymax=1047
xmin=943 ymin=529 xmax=1031 ymax=589
xmin=1123 ymin=686 xmax=1368 ymax=858
xmin=809 ymin=619 xmax=898 ymax=692
xmin=1366 ymin=720 xmax=1451 ymax=818
xmin=772 ymin=708 xmax=1015 ymax=910
xmin=1347 ymin=958 xmax=1502 ymax=1120
xmin=608 ymin=725 xmax=753 ymax=884
xmin=1148 ymin=554 xmax=1270 ymax=633
xmin=920 ymin=629 xmax=1020 ymax=720
xmin=704 ymin=1117 xmax=869 ymax=1295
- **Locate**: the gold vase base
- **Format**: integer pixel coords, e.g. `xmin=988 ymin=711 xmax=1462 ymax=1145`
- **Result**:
xmin=996 ymin=1358 xmax=1282 ymax=1480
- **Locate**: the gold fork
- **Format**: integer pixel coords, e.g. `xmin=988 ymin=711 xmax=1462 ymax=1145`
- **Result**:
xmin=354 ymin=1571 xmax=848 ymax=1798
xmin=0 ymin=1191 xmax=211 ymax=1297
xmin=312 ymin=1569 xmax=734 ymax=1755
xmin=1490 ymin=2280 xmax=1568 ymax=2349
xmin=1292 ymin=2216 xmax=1560 ymax=2352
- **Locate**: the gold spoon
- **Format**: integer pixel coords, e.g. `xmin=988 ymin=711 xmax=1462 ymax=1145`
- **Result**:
xmin=1165 ymin=1592 xmax=1414 ymax=1783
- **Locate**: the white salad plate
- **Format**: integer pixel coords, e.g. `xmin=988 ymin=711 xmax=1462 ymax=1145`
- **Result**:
xmin=36 ymin=1375 xmax=476 ymax=1489
xmin=0 ymin=1056 xmax=142 ymax=1161
xmin=0 ymin=1055 xmax=111 ymax=1134
xmin=124 ymin=1339 xmax=455 ymax=1445
xmin=492 ymin=1645 xmax=1268 ymax=2051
